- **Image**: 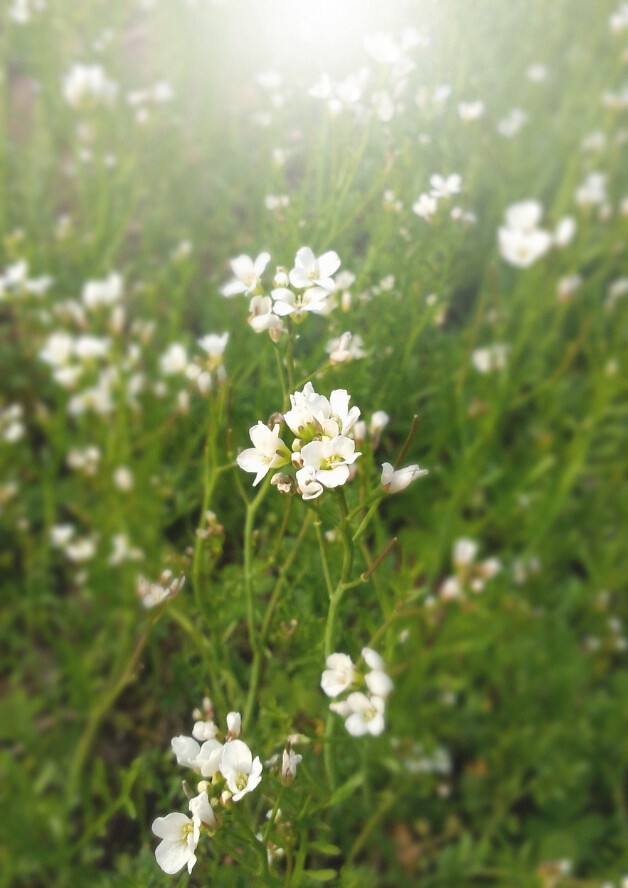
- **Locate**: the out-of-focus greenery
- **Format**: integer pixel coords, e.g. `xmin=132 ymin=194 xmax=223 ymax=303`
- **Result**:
xmin=1 ymin=1 xmax=627 ymax=887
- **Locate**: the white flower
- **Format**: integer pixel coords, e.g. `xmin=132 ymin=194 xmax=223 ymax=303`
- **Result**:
xmin=326 ymin=332 xmax=366 ymax=364
xmin=365 ymin=669 xmax=394 ymax=698
xmin=221 ymin=252 xmax=270 ymax=297
xmin=412 ymin=193 xmax=438 ymax=219
xmin=192 ymin=720 xmax=218 ymax=741
xmin=219 ymin=739 xmax=263 ymax=801
xmin=295 ymin=465 xmax=324 ymax=500
xmin=63 ymin=63 xmax=117 ymax=109
xmin=471 ymin=344 xmax=509 ymax=373
xmin=289 ymin=247 xmax=340 ymax=292
xmin=381 ymin=462 xmax=428 ymax=493
xmin=39 ymin=332 xmax=75 ymax=367
xmin=113 ymin=466 xmax=134 ymax=491
xmin=189 ymin=790 xmax=217 ymax=829
xmin=300 ymin=436 xmax=360 ymax=489
xmin=504 ymin=200 xmax=543 ymax=232
xmin=498 ymin=226 xmax=552 ymax=267
xmin=369 ymin=411 xmax=390 ymax=436
xmin=270 ymin=285 xmax=332 ymax=318
xmin=554 ymin=216 xmax=576 ymax=247
xmin=321 ymin=652 xmax=356 ymax=697
xmin=196 ymin=739 xmax=224 ymax=778
xmin=82 ymin=273 xmax=122 ymax=309
xmin=458 ymin=100 xmax=485 ymax=120
xmin=429 ymin=173 xmax=461 ymax=199
xmin=226 ymin=711 xmax=242 ymax=739
xmin=171 ymin=735 xmax=201 ymax=768
xmin=453 ymin=538 xmax=478 ymax=568
xmin=344 ymin=692 xmax=386 ymax=736
xmin=160 ymin=343 xmax=189 ymax=375
xmin=248 ymin=295 xmax=283 ymax=338
xmin=281 ymin=747 xmax=302 ymax=783
xmin=152 ymin=812 xmax=199 ymax=875
xmin=236 ymin=422 xmax=290 ymax=486
xmin=197 ymin=332 xmax=229 ymax=362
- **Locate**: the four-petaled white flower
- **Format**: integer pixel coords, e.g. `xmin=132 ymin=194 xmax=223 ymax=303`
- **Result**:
xmin=300 ymin=436 xmax=360 ymax=489
xmin=219 ymin=739 xmax=263 ymax=801
xmin=344 ymin=692 xmax=386 ymax=736
xmin=236 ymin=422 xmax=290 ymax=486
xmin=152 ymin=812 xmax=200 ymax=875
xmin=289 ymin=247 xmax=341 ymax=292
xmin=221 ymin=252 xmax=271 ymax=297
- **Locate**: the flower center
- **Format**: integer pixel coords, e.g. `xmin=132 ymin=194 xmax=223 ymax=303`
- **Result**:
xmin=235 ymin=772 xmax=249 ymax=791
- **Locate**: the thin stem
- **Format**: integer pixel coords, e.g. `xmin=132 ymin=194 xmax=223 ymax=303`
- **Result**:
xmin=241 ymin=476 xmax=272 ymax=730
xmin=394 ymin=413 xmax=419 ymax=470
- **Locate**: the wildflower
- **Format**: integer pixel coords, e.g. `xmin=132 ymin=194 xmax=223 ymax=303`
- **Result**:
xmin=458 ymin=100 xmax=485 ymax=120
xmin=82 ymin=273 xmax=123 ymax=309
xmin=219 ymin=739 xmax=263 ymax=801
xmin=192 ymin=720 xmax=218 ymax=741
xmin=471 ymin=344 xmax=509 ymax=373
xmin=281 ymin=746 xmax=302 ymax=784
xmin=236 ymin=422 xmax=291 ymax=486
xmin=160 ymin=343 xmax=189 ymax=376
xmin=113 ymin=466 xmax=134 ymax=491
xmin=326 ymin=332 xmax=366 ymax=364
xmin=196 ymin=739 xmax=224 ymax=778
xmin=300 ymin=436 xmax=360 ymax=490
xmin=321 ymin=652 xmax=356 ymax=697
xmin=362 ymin=647 xmax=394 ymax=698
xmin=189 ymin=791 xmax=217 ymax=830
xmin=137 ymin=571 xmax=184 ymax=608
xmin=221 ymin=252 xmax=270 ymax=297
xmin=430 ymin=173 xmax=461 ymax=199
xmin=343 ymin=692 xmax=386 ymax=736
xmin=226 ymin=711 xmax=242 ymax=739
xmin=497 ymin=107 xmax=528 ymax=138
xmin=62 ymin=63 xmax=117 ymax=108
xmin=289 ymin=247 xmax=340 ymax=292
xmin=295 ymin=465 xmax=324 ymax=500
xmin=381 ymin=462 xmax=428 ymax=493
xmin=412 ymin=193 xmax=438 ymax=219
xmin=152 ymin=812 xmax=199 ymax=875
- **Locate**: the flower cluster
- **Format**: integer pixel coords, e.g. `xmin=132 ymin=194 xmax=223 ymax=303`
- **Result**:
xmin=221 ymin=247 xmax=344 ymax=338
xmin=237 ymin=382 xmax=361 ymax=500
xmin=153 ymin=710 xmax=262 ymax=875
xmin=321 ymin=648 xmax=393 ymax=737
xmin=439 ymin=538 xmax=501 ymax=601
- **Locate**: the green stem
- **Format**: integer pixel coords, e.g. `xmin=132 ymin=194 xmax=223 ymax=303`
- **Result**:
xmin=241 ymin=476 xmax=272 ymax=731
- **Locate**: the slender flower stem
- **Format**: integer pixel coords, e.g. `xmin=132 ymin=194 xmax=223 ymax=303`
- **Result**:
xmin=394 ymin=413 xmax=419 ymax=470
xmin=242 ymin=476 xmax=272 ymax=731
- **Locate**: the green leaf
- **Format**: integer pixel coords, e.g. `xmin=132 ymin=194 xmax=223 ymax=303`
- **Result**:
xmin=327 ymin=772 xmax=364 ymax=807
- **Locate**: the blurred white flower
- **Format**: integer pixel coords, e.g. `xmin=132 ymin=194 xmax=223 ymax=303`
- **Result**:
xmin=221 ymin=252 xmax=270 ymax=297
xmin=321 ymin=652 xmax=356 ymax=697
xmin=344 ymin=692 xmax=386 ymax=736
xmin=458 ymin=100 xmax=485 ymax=120
xmin=63 ymin=63 xmax=117 ymax=109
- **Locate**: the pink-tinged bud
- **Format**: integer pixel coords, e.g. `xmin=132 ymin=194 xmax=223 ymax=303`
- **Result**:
xmin=226 ymin=711 xmax=241 ymax=739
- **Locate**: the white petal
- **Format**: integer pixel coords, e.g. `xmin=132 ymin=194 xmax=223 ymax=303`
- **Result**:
xmin=152 ymin=812 xmax=190 ymax=840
